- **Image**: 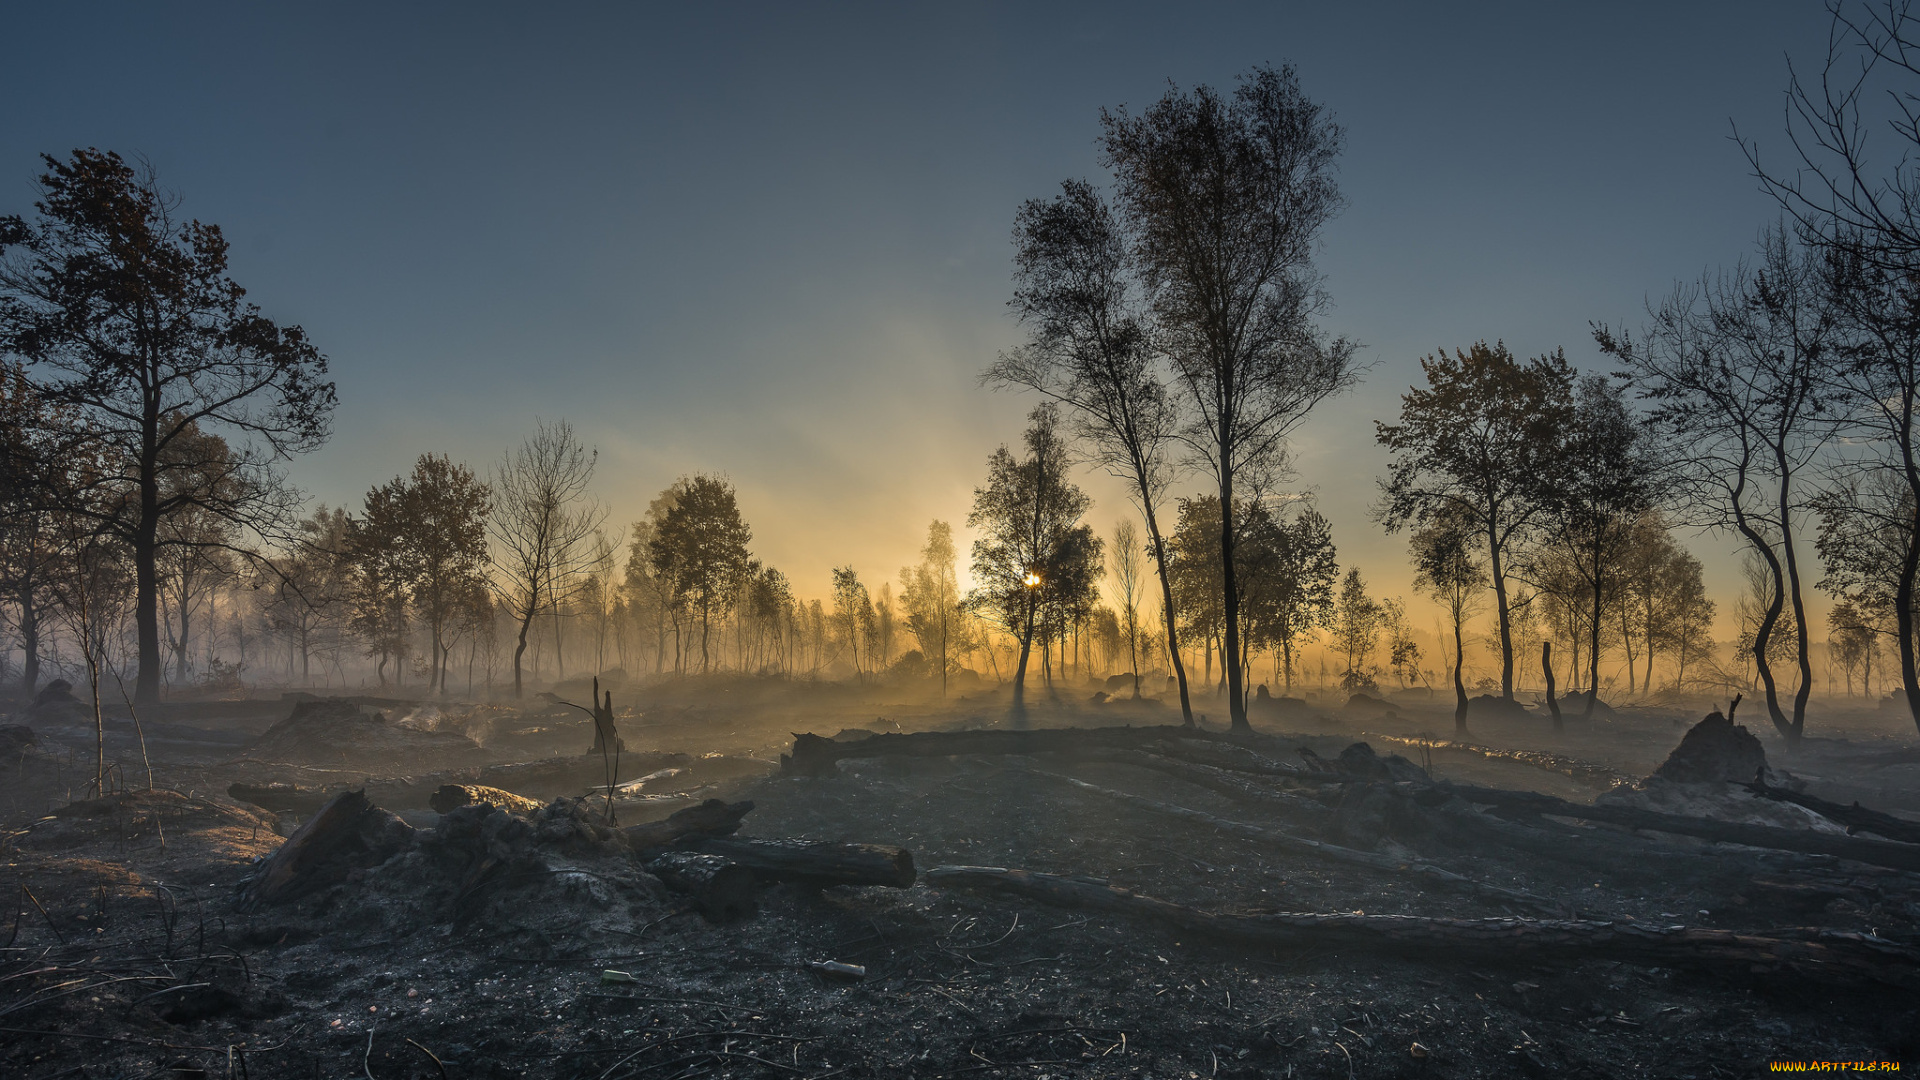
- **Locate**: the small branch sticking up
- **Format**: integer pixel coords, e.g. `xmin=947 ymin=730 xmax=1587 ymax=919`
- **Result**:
xmin=112 ymin=671 xmax=153 ymax=792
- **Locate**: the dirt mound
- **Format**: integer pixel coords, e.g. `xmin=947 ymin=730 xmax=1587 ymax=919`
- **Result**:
xmin=341 ymin=798 xmax=670 ymax=936
xmin=239 ymin=698 xmax=486 ymax=769
xmin=1466 ymin=694 xmax=1531 ymax=721
xmin=21 ymin=679 xmax=89 ymax=729
xmin=7 ymin=788 xmax=277 ymax=853
xmin=1653 ymin=708 xmax=1768 ymax=786
xmin=1596 ymin=708 xmax=1848 ymax=831
xmin=1336 ymin=741 xmax=1430 ymax=783
xmin=1555 ymin=690 xmax=1619 ymax=720
xmin=1341 ymin=693 xmax=1395 ymax=718
xmin=0 ymin=723 xmax=36 ymax=759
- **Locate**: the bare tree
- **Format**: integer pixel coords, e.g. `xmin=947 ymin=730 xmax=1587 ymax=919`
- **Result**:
xmin=1743 ymin=0 xmax=1920 ymax=731
xmin=1597 ymin=227 xmax=1832 ymax=742
xmin=991 ymin=180 xmax=1196 ymax=723
xmin=491 ymin=419 xmax=603 ymax=697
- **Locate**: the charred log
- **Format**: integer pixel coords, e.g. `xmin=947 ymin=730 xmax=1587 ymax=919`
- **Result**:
xmin=1740 ymin=773 xmax=1920 ymax=846
xmin=1026 ymin=767 xmax=1562 ymax=914
xmin=646 ymin=851 xmax=757 ymax=921
xmin=688 ymin=837 xmax=916 ymax=888
xmin=1083 ymin=749 xmax=1331 ymax=818
xmin=623 ymin=798 xmax=754 ymax=854
xmin=1442 ymin=782 xmax=1920 ymax=873
xmin=924 ymin=865 xmax=1920 ymax=989
xmin=428 ymin=784 xmax=544 ymax=816
xmin=781 ymin=725 xmax=1207 ymax=777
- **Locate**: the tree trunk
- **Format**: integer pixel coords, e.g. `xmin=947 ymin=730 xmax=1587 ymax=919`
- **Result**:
xmin=1012 ymin=589 xmax=1037 ymax=717
xmin=1220 ymin=482 xmax=1248 ymax=732
xmin=1443 ymin=780 xmax=1920 ymax=873
xmin=1452 ymin=612 xmax=1468 ymax=735
xmin=1734 ymin=505 xmax=1793 ymax=742
xmin=1543 ymin=641 xmax=1562 ymax=730
xmin=512 ymin=610 xmax=533 ymax=698
xmin=1143 ymin=509 xmax=1194 ymax=724
xmin=689 ymin=837 xmax=916 ymax=888
xmin=1585 ymin=554 xmax=1603 ymax=720
xmin=1896 ymin=460 xmax=1920 ymax=737
xmin=134 ymin=472 xmax=162 ymax=705
xmin=1778 ymin=457 xmax=1812 ymax=744
xmin=780 ymin=724 xmax=1206 ymax=777
xmin=1035 ymin=770 xmax=1558 ymax=913
xmin=1489 ymin=520 xmax=1514 ymax=700
xmin=646 ymin=851 xmax=757 ymax=921
xmin=18 ymin=591 xmax=37 ymax=694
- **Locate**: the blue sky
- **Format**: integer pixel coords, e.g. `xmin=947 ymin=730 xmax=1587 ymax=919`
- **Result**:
xmin=0 ymin=2 xmax=1833 ymax=619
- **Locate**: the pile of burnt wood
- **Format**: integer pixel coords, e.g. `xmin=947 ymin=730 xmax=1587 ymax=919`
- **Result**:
xmin=239 ymin=788 xmax=913 ymax=923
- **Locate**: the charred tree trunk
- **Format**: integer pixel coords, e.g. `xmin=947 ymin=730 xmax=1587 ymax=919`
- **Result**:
xmin=1452 ymin=611 xmax=1468 ymax=735
xmin=780 ymin=725 xmax=1209 ymax=777
xmin=1543 ymin=641 xmax=1561 ymax=730
xmin=646 ymin=851 xmax=757 ymax=921
xmin=623 ymin=798 xmax=754 ymax=854
xmin=688 ymin=837 xmax=916 ymax=888
xmin=1440 ymin=781 xmax=1920 ymax=873
xmin=1032 ymin=769 xmax=1559 ymax=914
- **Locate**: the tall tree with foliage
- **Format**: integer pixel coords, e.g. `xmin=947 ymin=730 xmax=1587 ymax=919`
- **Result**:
xmin=1099 ymin=66 xmax=1359 ymax=731
xmin=1412 ymin=506 xmax=1487 ymax=733
xmin=404 ymin=456 xmax=491 ymax=695
xmin=260 ymin=505 xmax=351 ymax=686
xmin=0 ymin=149 xmax=334 ymax=704
xmin=902 ymin=520 xmax=964 ymax=696
xmin=1528 ymin=376 xmax=1656 ymax=720
xmin=967 ymin=405 xmax=1099 ymax=716
xmin=1376 ymin=342 xmax=1574 ymax=701
xmin=991 ymin=178 xmax=1195 ymax=722
xmin=1110 ymin=519 xmax=1146 ymax=698
xmin=648 ymin=474 xmax=751 ymax=674
xmin=1329 ymin=568 xmax=1383 ymax=695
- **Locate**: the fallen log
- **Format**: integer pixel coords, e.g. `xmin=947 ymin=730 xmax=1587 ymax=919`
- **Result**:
xmin=1022 ymin=767 xmax=1561 ymax=914
xmin=781 ymin=725 xmax=1210 ymax=777
xmin=924 ymin=865 xmax=1920 ymax=989
xmin=1442 ymin=782 xmax=1920 ymax=873
xmin=646 ymin=851 xmax=757 ymax=921
xmin=476 ymin=752 xmax=689 ymax=799
xmin=429 ymin=784 xmax=544 ymax=816
xmin=688 ymin=837 xmax=916 ymax=888
xmin=241 ymin=790 xmax=414 ymax=909
xmin=1740 ymin=774 xmax=1920 ymax=846
xmin=623 ymin=798 xmax=754 ymax=853
xmin=227 ymin=782 xmax=340 ymax=816
xmin=1082 ymin=748 xmax=1330 ymax=817
xmin=1137 ymin=739 xmax=1319 ymax=780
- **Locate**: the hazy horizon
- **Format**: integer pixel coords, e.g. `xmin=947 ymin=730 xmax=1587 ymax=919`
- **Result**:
xmin=1 ymin=2 xmax=1838 ymax=639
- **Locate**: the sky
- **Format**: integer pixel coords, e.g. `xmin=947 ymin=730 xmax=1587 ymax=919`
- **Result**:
xmin=0 ymin=1 xmax=1840 ymax=631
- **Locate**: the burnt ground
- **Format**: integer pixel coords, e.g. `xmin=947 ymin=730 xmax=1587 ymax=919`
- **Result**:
xmin=1 ymin=679 xmax=1917 ymax=1078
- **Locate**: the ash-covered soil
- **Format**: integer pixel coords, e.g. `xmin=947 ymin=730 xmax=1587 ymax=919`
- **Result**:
xmin=1 ymin=682 xmax=1917 ymax=1078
